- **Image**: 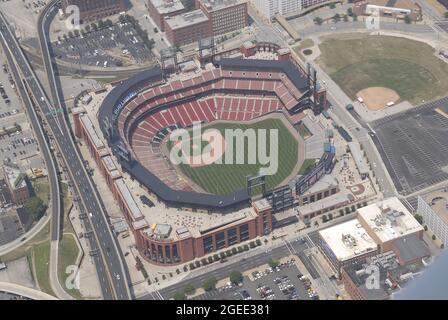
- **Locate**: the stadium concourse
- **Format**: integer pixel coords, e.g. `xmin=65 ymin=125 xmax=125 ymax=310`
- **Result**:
xmin=72 ymin=43 xmax=331 ymax=265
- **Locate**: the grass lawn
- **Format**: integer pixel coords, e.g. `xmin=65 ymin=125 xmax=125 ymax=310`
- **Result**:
xmin=32 ymin=177 xmax=50 ymax=206
xmin=169 ymin=118 xmax=300 ymax=195
xmin=32 ymin=241 xmax=55 ymax=297
xmin=58 ymin=233 xmax=82 ymax=299
xmin=317 ymin=35 xmax=448 ymax=103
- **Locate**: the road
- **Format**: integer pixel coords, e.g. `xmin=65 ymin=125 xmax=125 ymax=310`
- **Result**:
xmin=37 ymin=0 xmax=132 ymax=300
xmin=0 ymin=4 xmax=130 ymax=299
xmin=0 ymin=17 xmax=71 ymax=299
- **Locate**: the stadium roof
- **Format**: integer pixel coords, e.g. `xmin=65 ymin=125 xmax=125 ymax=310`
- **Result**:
xmin=216 ymin=58 xmax=309 ymax=91
xmin=98 ymin=67 xmax=163 ymax=137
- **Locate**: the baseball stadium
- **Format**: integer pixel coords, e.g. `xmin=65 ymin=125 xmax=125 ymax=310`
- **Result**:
xmin=73 ymin=44 xmax=335 ymax=265
xmin=97 ymin=51 xmax=327 ymax=212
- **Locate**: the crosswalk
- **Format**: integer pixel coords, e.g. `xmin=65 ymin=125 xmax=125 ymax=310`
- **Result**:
xmin=434 ymin=19 xmax=448 ymax=33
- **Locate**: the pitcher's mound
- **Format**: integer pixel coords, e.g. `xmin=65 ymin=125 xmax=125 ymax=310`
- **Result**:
xmin=357 ymin=87 xmax=400 ymax=111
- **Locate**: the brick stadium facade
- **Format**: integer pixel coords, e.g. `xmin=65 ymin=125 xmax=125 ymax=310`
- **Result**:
xmin=62 ymin=0 xmax=126 ymax=22
xmin=71 ymin=45 xmax=326 ymax=265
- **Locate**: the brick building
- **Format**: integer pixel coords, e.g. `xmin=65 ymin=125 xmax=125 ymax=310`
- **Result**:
xmin=197 ymin=0 xmax=248 ymax=36
xmin=164 ymin=9 xmax=211 ymax=46
xmin=62 ymin=0 xmax=126 ymax=22
xmin=2 ymin=164 xmax=29 ymax=206
xmin=147 ymin=0 xmax=186 ymax=31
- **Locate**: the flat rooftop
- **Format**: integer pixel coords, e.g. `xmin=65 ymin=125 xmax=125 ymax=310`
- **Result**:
xmin=2 ymin=165 xmax=26 ymax=190
xmin=165 ymin=9 xmax=209 ymax=29
xmin=298 ymin=192 xmax=354 ymax=217
xmin=366 ymin=0 xmax=417 ymax=10
xmin=151 ymin=0 xmax=185 ymax=15
xmin=115 ymin=178 xmax=144 ymax=222
xmin=80 ymin=113 xmax=105 ymax=150
xmin=199 ymin=0 xmax=246 ymax=12
xmin=348 ymin=142 xmax=369 ymax=175
xmin=303 ymin=174 xmax=338 ymax=195
xmin=357 ymin=197 xmax=423 ymax=243
xmin=319 ymin=219 xmax=378 ymax=262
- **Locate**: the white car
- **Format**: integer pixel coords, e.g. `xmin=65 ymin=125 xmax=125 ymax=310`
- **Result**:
xmin=116 ymin=274 xmax=121 ymax=280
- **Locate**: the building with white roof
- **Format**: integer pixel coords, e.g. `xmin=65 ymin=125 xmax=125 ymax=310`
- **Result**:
xmin=318 ymin=218 xmax=379 ymax=274
xmin=357 ymin=197 xmax=424 ymax=252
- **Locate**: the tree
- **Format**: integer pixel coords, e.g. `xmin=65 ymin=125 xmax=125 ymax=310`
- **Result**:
xmin=189 ymin=262 xmax=195 ymax=270
xmin=424 ymin=225 xmax=428 ymax=231
xmin=229 ymin=271 xmax=243 ymax=285
xmin=208 ymin=256 xmax=214 ymax=263
xmin=173 ymin=292 xmax=186 ymax=300
xmin=85 ymin=25 xmax=91 ymax=33
xmin=105 ymin=19 xmax=113 ymax=27
xmin=68 ymin=31 xmax=74 ymax=38
xmin=332 ymin=14 xmax=341 ymax=23
xmin=176 ymin=269 xmax=180 ymax=274
xmin=432 ymin=235 xmax=436 ymax=241
xmin=268 ymin=258 xmax=279 ymax=268
xmin=329 ymin=3 xmax=336 ymax=9
xmin=404 ymin=15 xmax=412 ymax=24
xmin=74 ymin=29 xmax=80 ymax=37
xmin=353 ymin=14 xmax=358 ymax=21
xmin=414 ymin=214 xmax=423 ymax=225
xmin=91 ymin=23 xmax=98 ymax=31
xmin=184 ymin=284 xmax=196 ymax=295
xmin=203 ymin=277 xmax=217 ymax=291
xmin=98 ymin=19 xmax=105 ymax=29
xmin=25 ymin=197 xmax=46 ymax=220
xmin=313 ymin=17 xmax=324 ymax=26
xmin=445 ymin=12 xmax=448 ymax=19
xmin=213 ymin=254 xmax=220 ymax=262
xmin=256 ymin=239 xmax=262 ymax=246
xmin=154 ymin=27 xmax=158 ymax=33
xmin=343 ymin=15 xmax=349 ymax=22
xmin=347 ymin=8 xmax=353 ymax=16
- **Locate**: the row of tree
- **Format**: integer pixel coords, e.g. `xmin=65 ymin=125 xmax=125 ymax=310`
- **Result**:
xmin=173 ymin=270 xmax=243 ymax=300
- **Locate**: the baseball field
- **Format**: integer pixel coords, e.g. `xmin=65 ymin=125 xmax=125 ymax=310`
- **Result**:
xmin=168 ymin=118 xmax=301 ymax=195
xmin=317 ymin=35 xmax=448 ymax=105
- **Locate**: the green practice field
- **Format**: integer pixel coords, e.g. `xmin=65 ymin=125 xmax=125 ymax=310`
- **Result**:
xmin=317 ymin=35 xmax=448 ymax=104
xmin=168 ymin=118 xmax=300 ymax=195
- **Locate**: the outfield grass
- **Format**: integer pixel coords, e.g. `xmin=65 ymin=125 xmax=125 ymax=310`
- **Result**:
xmin=58 ymin=233 xmax=82 ymax=299
xmin=171 ymin=119 xmax=299 ymax=195
xmin=318 ymin=35 xmax=448 ymax=103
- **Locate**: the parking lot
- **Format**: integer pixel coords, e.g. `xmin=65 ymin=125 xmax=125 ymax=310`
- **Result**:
xmin=0 ymin=59 xmax=42 ymax=171
xmin=194 ymin=259 xmax=317 ymax=300
xmin=371 ymin=96 xmax=448 ymax=195
xmin=52 ymin=21 xmax=154 ymax=68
